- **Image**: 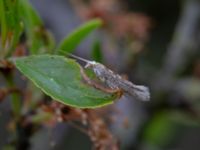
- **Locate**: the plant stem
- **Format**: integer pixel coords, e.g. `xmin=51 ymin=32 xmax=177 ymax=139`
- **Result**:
xmin=4 ymin=69 xmax=21 ymax=120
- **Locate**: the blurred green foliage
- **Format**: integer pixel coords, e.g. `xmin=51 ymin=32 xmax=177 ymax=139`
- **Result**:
xmin=91 ymin=40 xmax=103 ymax=62
xmin=58 ymin=19 xmax=102 ymax=54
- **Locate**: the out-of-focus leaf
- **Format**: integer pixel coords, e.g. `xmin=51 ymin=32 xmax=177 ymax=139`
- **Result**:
xmin=143 ymin=112 xmax=177 ymax=147
xmin=31 ymin=112 xmax=53 ymax=124
xmin=0 ymin=0 xmax=23 ymax=57
xmin=143 ymin=111 xmax=200 ymax=149
xmin=19 ymin=0 xmax=55 ymax=54
xmin=2 ymin=145 xmax=15 ymax=150
xmin=91 ymin=40 xmax=103 ymax=62
xmin=0 ymin=0 xmax=7 ymax=47
xmin=15 ymin=55 xmax=119 ymax=108
xmin=58 ymin=19 xmax=103 ymax=54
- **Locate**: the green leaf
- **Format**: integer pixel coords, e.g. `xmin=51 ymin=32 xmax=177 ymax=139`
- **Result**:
xmin=143 ymin=112 xmax=177 ymax=147
xmin=0 ymin=0 xmax=7 ymax=47
xmin=58 ymin=19 xmax=103 ymax=54
xmin=19 ymin=0 xmax=55 ymax=54
xmin=0 ymin=0 xmax=23 ymax=57
xmin=15 ymin=55 xmax=118 ymax=108
xmin=91 ymin=40 xmax=103 ymax=62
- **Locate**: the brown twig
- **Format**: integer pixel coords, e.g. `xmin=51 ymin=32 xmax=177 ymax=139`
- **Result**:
xmin=41 ymin=102 xmax=119 ymax=150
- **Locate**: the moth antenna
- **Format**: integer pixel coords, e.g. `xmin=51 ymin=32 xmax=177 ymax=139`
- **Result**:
xmin=66 ymin=53 xmax=91 ymax=63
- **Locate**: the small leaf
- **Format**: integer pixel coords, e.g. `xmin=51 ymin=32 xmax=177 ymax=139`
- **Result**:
xmin=143 ymin=112 xmax=177 ymax=146
xmin=0 ymin=0 xmax=8 ymax=47
xmin=91 ymin=40 xmax=103 ymax=62
xmin=58 ymin=19 xmax=103 ymax=54
xmin=15 ymin=55 xmax=118 ymax=108
xmin=19 ymin=0 xmax=55 ymax=54
xmin=0 ymin=0 xmax=23 ymax=57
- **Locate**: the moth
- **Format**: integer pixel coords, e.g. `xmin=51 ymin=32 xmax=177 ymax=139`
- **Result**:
xmin=68 ymin=53 xmax=150 ymax=101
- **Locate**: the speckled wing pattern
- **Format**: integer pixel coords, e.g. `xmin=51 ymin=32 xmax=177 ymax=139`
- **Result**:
xmin=67 ymin=53 xmax=150 ymax=101
xmin=90 ymin=63 xmax=150 ymax=101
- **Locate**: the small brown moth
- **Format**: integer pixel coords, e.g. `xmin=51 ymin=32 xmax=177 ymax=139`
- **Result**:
xmin=68 ymin=53 xmax=150 ymax=101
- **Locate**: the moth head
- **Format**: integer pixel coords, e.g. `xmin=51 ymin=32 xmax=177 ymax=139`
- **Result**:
xmin=85 ymin=61 xmax=97 ymax=68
